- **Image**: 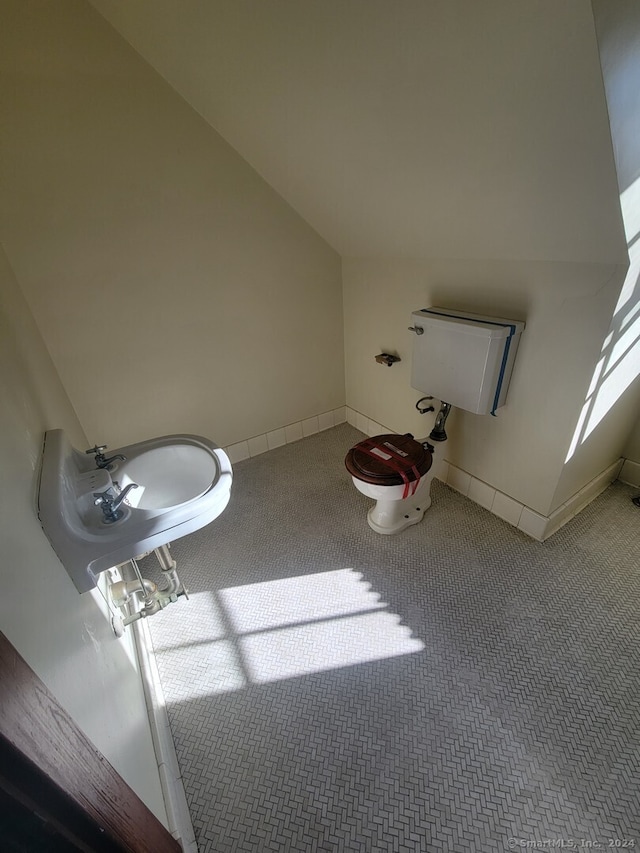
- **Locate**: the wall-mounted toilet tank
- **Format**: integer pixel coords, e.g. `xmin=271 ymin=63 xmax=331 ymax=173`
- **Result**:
xmin=409 ymin=307 xmax=525 ymax=415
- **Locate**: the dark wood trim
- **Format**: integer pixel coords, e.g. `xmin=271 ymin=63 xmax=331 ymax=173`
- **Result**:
xmin=0 ymin=631 xmax=181 ymax=852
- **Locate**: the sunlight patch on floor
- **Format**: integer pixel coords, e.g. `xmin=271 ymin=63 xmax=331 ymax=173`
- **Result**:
xmin=240 ymin=610 xmax=424 ymax=683
xmin=153 ymin=569 xmax=424 ymax=699
xmin=218 ymin=568 xmax=385 ymax=633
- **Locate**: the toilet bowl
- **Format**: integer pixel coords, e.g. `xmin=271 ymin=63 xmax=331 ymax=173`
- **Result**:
xmin=345 ymin=434 xmax=435 ymax=534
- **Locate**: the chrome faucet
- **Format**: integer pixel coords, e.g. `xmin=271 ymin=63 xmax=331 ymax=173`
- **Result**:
xmin=93 ymin=484 xmax=139 ymax=524
xmin=85 ymin=444 xmax=126 ymax=470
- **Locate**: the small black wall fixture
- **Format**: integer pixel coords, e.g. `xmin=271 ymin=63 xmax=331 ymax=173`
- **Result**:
xmin=375 ymin=353 xmax=401 ymax=367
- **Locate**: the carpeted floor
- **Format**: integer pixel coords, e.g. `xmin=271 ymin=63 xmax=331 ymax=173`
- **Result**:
xmin=143 ymin=424 xmax=640 ymax=852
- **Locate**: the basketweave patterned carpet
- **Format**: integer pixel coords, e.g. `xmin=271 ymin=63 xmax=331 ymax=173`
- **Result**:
xmin=143 ymin=424 xmax=640 ymax=852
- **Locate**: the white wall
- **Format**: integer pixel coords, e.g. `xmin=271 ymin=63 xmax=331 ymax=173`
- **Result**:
xmin=93 ymin=0 xmax=631 ymax=519
xmin=88 ymin=0 xmax=626 ymax=265
xmin=2 ymin=0 xmax=635 ymax=528
xmin=0 ymin=0 xmax=344 ymax=450
xmin=624 ymin=424 xmax=640 ymax=466
xmin=343 ymin=258 xmax=626 ymax=516
xmin=0 ymin=245 xmax=167 ymax=822
xmin=339 ymin=1 xmax=635 ymax=519
xmin=592 ymin=0 xmax=640 ymax=468
xmin=592 ymin=0 xmax=640 ymax=195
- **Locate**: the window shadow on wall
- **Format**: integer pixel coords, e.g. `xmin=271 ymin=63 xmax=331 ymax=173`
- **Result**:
xmin=564 ymin=177 xmax=640 ymax=463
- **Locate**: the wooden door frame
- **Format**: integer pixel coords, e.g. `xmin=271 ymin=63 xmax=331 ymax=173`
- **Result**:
xmin=0 ymin=631 xmax=181 ymax=852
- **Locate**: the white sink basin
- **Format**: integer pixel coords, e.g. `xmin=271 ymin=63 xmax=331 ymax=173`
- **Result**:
xmin=38 ymin=430 xmax=233 ymax=593
xmin=111 ymin=444 xmax=219 ymax=510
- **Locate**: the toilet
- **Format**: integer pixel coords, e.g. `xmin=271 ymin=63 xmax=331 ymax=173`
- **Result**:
xmin=345 ymin=306 xmax=526 ymax=534
xmin=345 ymin=434 xmax=435 ymax=535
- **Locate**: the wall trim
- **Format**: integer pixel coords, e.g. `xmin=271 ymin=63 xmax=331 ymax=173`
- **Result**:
xmin=619 ymin=459 xmax=640 ymax=488
xmin=541 ymin=458 xmax=624 ymax=540
xmin=224 ymin=407 xmax=347 ymax=463
xmin=444 ymin=457 xmax=623 ymax=541
xmin=132 ymin=620 xmax=198 ymax=853
xmin=345 ymin=405 xmax=623 ymax=541
xmin=225 ymin=403 xmax=625 ymax=540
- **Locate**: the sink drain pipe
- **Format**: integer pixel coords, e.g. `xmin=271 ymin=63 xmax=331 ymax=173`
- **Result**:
xmin=153 ymin=544 xmax=183 ymax=597
xmin=109 ymin=544 xmax=189 ymax=634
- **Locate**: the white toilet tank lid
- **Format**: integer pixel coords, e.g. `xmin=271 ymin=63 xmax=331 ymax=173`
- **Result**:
xmin=415 ymin=307 xmax=525 ymax=337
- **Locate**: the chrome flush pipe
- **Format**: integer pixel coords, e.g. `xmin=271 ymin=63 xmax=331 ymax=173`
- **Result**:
xmin=429 ymin=401 xmax=452 ymax=443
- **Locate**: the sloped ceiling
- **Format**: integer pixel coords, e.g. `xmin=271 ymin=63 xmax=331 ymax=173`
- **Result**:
xmin=89 ymin=0 xmax=626 ymax=263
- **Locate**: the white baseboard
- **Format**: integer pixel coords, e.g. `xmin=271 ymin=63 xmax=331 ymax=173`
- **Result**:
xmin=541 ymin=458 xmax=623 ymax=540
xmin=434 ymin=456 xmax=622 ymax=542
xmin=344 ymin=405 xmax=623 ymax=541
xmin=224 ymin=406 xmax=347 ymax=464
xmin=132 ymin=620 xmax=198 ymax=853
xmin=619 ymin=459 xmax=640 ymax=488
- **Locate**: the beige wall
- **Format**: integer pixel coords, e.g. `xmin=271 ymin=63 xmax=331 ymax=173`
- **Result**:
xmin=94 ymin=0 xmax=631 ymax=518
xmin=338 ymin=1 xmax=637 ymax=518
xmin=0 ymin=0 xmax=344 ymax=450
xmin=592 ymin=0 xmax=640 ymax=195
xmin=592 ymin=0 xmax=640 ymax=468
xmin=3 ymin=0 xmax=637 ymax=528
xmin=0 ymin=245 xmax=167 ymax=821
xmin=624 ymin=419 xmax=640 ymax=466
xmin=89 ymin=0 xmax=626 ymax=265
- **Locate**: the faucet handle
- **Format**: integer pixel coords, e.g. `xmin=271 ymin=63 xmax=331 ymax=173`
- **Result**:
xmin=93 ymin=489 xmax=114 ymax=507
xmin=93 ymin=486 xmax=136 ymax=524
xmin=112 ymin=483 xmax=139 ymax=509
xmin=86 ymin=445 xmax=107 ymax=455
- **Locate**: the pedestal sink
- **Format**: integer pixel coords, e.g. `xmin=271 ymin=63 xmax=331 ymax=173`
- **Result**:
xmin=37 ymin=430 xmax=233 ymax=593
